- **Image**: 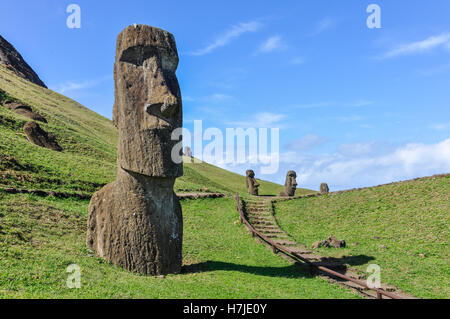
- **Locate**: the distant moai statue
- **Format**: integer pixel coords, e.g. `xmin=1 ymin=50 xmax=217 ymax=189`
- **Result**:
xmin=279 ymin=170 xmax=297 ymax=197
xmin=184 ymin=146 xmax=192 ymax=157
xmin=246 ymin=169 xmax=260 ymax=196
xmin=320 ymin=183 xmax=329 ymax=194
xmin=87 ymin=25 xmax=183 ymax=276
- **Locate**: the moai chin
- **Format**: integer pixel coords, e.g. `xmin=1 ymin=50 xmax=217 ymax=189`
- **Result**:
xmin=87 ymin=25 xmax=183 ymax=276
xmin=246 ymin=170 xmax=260 ymax=196
xmin=320 ymin=183 xmax=329 ymax=194
xmin=279 ymin=170 xmax=297 ymax=197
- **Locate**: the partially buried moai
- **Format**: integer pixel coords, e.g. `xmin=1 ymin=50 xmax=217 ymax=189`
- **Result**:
xmin=246 ymin=170 xmax=260 ymax=196
xmin=87 ymin=25 xmax=183 ymax=275
xmin=279 ymin=170 xmax=297 ymax=197
xmin=320 ymin=183 xmax=329 ymax=194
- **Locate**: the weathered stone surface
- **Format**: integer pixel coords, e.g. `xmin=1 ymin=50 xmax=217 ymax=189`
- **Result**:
xmin=4 ymin=101 xmax=47 ymax=123
xmin=87 ymin=25 xmax=183 ymax=276
xmin=0 ymin=35 xmax=47 ymax=88
xmin=311 ymin=235 xmax=346 ymax=249
xmin=246 ymin=169 xmax=260 ymax=196
xmin=87 ymin=168 xmax=182 ymax=275
xmin=279 ymin=170 xmax=297 ymax=197
xmin=113 ymin=24 xmax=182 ymax=177
xmin=320 ymin=183 xmax=329 ymax=194
xmin=23 ymin=121 xmax=62 ymax=151
xmin=184 ymin=146 xmax=192 ymax=157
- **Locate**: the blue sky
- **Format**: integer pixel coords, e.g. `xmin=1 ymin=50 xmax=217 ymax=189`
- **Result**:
xmin=1 ymin=0 xmax=449 ymax=190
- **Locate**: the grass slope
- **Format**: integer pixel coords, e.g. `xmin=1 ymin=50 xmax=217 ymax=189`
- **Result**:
xmin=0 ymin=64 xmax=349 ymax=298
xmin=0 ymin=64 xmax=288 ymax=196
xmin=273 ymin=175 xmax=450 ymax=299
xmin=0 ymin=192 xmax=357 ymax=298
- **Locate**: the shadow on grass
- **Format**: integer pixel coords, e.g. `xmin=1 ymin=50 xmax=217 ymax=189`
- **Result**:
xmin=182 ymin=261 xmax=313 ymax=278
xmin=182 ymin=254 xmax=374 ymax=278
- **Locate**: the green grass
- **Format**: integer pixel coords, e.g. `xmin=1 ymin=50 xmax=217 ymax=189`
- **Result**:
xmin=273 ymin=175 xmax=450 ymax=299
xmin=0 ymin=64 xmax=287 ymax=196
xmin=0 ymin=192 xmax=358 ymax=298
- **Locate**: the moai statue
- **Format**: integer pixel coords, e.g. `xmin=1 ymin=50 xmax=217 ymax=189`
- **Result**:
xmin=184 ymin=146 xmax=192 ymax=157
xmin=87 ymin=25 xmax=183 ymax=275
xmin=246 ymin=169 xmax=260 ymax=196
xmin=320 ymin=183 xmax=329 ymax=194
xmin=279 ymin=170 xmax=297 ymax=197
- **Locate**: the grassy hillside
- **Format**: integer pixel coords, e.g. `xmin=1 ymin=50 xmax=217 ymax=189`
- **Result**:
xmin=273 ymin=175 xmax=450 ymax=299
xmin=0 ymin=63 xmax=352 ymax=298
xmin=0 ymin=64 xmax=287 ymax=196
xmin=0 ymin=192 xmax=359 ymax=298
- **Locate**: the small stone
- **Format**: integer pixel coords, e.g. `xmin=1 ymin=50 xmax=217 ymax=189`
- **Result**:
xmin=311 ymin=241 xmax=322 ymax=249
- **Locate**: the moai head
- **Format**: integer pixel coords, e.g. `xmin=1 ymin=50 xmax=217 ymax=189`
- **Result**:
xmin=113 ymin=24 xmax=182 ymax=177
xmin=284 ymin=170 xmax=297 ymax=196
xmin=184 ymin=146 xmax=192 ymax=157
xmin=320 ymin=183 xmax=329 ymax=194
xmin=246 ymin=169 xmax=260 ymax=195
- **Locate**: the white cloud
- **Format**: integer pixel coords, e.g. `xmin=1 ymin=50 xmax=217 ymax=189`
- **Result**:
xmin=380 ymin=33 xmax=450 ymax=59
xmin=257 ymin=35 xmax=285 ymax=54
xmin=430 ymin=123 xmax=450 ymax=131
xmin=285 ymin=134 xmax=327 ymax=151
xmin=228 ymin=112 xmax=285 ymax=128
xmin=291 ymin=139 xmax=450 ymax=190
xmin=190 ymin=21 xmax=262 ymax=56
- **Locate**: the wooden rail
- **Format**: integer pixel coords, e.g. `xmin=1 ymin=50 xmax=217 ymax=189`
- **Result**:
xmin=235 ymin=193 xmax=404 ymax=299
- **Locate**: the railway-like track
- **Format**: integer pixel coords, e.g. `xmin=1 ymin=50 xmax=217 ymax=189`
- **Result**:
xmin=236 ymin=194 xmax=416 ymax=299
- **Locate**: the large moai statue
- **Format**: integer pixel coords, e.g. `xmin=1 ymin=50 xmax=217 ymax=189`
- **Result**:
xmin=279 ymin=170 xmax=297 ymax=197
xmin=245 ymin=169 xmax=260 ymax=196
xmin=87 ymin=25 xmax=183 ymax=276
xmin=320 ymin=183 xmax=329 ymax=194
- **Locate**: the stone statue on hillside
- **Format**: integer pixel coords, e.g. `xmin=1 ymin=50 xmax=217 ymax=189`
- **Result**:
xmin=246 ymin=169 xmax=260 ymax=196
xmin=320 ymin=183 xmax=329 ymax=194
xmin=184 ymin=146 xmax=192 ymax=157
xmin=87 ymin=25 xmax=183 ymax=276
xmin=279 ymin=170 xmax=297 ymax=197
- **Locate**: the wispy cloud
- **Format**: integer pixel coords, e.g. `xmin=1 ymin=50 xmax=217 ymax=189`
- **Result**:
xmin=293 ymin=99 xmax=373 ymax=109
xmin=379 ymin=33 xmax=450 ymax=59
xmin=256 ymin=35 xmax=286 ymax=54
xmin=290 ymin=56 xmax=306 ymax=65
xmin=310 ymin=18 xmax=336 ymax=36
xmin=285 ymin=134 xmax=327 ymax=151
xmin=190 ymin=21 xmax=262 ymax=56
xmin=51 ymin=75 xmax=111 ymax=95
xmin=430 ymin=122 xmax=450 ymax=131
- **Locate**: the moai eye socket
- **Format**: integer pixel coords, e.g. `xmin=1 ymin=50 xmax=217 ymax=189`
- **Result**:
xmin=119 ymin=46 xmax=157 ymax=66
xmin=120 ymin=46 xmax=178 ymax=71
